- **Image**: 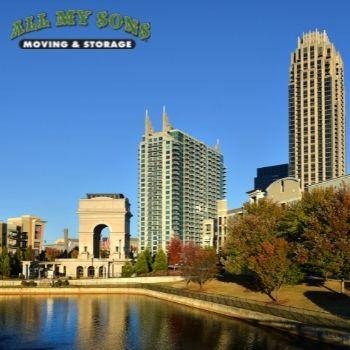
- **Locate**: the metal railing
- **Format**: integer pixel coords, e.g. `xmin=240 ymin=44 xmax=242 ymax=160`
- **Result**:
xmin=143 ymin=284 xmax=350 ymax=331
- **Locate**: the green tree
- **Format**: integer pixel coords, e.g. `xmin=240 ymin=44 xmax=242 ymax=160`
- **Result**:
xmin=121 ymin=262 xmax=134 ymax=277
xmin=24 ymin=246 xmax=34 ymax=261
xmin=144 ymin=247 xmax=153 ymax=271
xmin=134 ymin=250 xmax=150 ymax=275
xmin=0 ymin=248 xmax=8 ymax=277
xmin=0 ymin=251 xmax=3 ymax=277
xmin=39 ymin=250 xmax=46 ymax=262
xmin=152 ymin=249 xmax=168 ymax=272
xmin=2 ymin=253 xmax=11 ymax=278
xmin=11 ymin=248 xmax=23 ymax=276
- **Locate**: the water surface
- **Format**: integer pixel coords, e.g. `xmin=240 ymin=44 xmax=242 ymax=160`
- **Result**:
xmin=0 ymin=295 xmax=339 ymax=349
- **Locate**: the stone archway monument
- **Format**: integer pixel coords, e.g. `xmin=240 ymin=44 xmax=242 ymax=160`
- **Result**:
xmin=46 ymin=193 xmax=132 ymax=279
xmin=78 ymin=193 xmax=131 ymax=261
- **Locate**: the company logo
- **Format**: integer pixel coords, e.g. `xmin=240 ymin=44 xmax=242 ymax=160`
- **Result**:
xmin=11 ymin=10 xmax=151 ymax=49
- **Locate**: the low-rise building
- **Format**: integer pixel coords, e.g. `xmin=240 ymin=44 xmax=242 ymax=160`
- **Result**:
xmin=201 ymin=199 xmax=243 ymax=253
xmin=216 ymin=202 xmax=243 ymax=253
xmin=248 ymin=177 xmax=302 ymax=205
xmin=44 ymin=238 xmax=79 ymax=253
xmin=307 ymin=174 xmax=350 ymax=191
xmin=216 ymin=200 xmax=229 ymax=252
xmin=201 ymin=219 xmax=215 ymax=247
xmin=210 ymin=178 xmax=302 ymax=253
xmin=5 ymin=215 xmax=45 ymax=257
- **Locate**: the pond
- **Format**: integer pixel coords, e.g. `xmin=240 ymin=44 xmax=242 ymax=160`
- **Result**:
xmin=0 ymin=295 xmax=338 ymax=349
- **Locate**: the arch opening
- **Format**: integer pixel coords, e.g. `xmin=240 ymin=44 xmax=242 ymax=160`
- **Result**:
xmin=98 ymin=266 xmax=104 ymax=277
xmin=87 ymin=266 xmax=95 ymax=278
xmin=93 ymin=224 xmax=111 ymax=258
xmin=76 ymin=266 xmax=83 ymax=278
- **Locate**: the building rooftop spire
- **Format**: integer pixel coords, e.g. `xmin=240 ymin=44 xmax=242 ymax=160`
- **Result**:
xmin=145 ymin=109 xmax=154 ymax=137
xmin=299 ymin=29 xmax=330 ymax=46
xmin=162 ymin=105 xmax=173 ymax=132
xmin=214 ymin=139 xmax=221 ymax=152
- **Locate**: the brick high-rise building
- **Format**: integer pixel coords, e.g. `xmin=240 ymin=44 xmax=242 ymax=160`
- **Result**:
xmin=289 ymin=30 xmax=345 ymax=189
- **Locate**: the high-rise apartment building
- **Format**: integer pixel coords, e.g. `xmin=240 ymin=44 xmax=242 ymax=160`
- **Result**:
xmin=289 ymin=30 xmax=345 ymax=189
xmin=138 ymin=109 xmax=226 ymax=253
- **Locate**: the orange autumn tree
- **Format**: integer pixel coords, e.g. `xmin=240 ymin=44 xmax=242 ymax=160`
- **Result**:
xmin=181 ymin=242 xmax=217 ymax=290
xmin=301 ymin=187 xmax=350 ymax=283
xmin=45 ymin=248 xmax=62 ymax=262
xmin=167 ymin=236 xmax=183 ymax=266
xmin=281 ymin=186 xmax=350 ymax=293
xmin=248 ymin=238 xmax=291 ymax=301
xmin=69 ymin=247 xmax=79 ymax=259
xmin=224 ymin=199 xmax=284 ymax=274
xmin=224 ymin=199 xmax=298 ymax=301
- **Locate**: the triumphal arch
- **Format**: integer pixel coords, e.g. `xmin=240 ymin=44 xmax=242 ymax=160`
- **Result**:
xmin=78 ymin=193 xmax=131 ymax=260
xmin=54 ymin=193 xmax=131 ymax=278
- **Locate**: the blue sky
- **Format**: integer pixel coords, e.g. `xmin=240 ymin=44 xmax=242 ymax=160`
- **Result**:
xmin=1 ymin=0 xmax=349 ymax=243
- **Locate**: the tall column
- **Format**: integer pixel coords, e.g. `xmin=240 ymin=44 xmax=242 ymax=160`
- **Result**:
xmin=64 ymin=228 xmax=69 ymax=252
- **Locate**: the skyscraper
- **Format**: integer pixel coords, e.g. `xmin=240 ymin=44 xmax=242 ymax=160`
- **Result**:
xmin=138 ymin=108 xmax=226 ymax=254
xmin=289 ymin=30 xmax=345 ymax=189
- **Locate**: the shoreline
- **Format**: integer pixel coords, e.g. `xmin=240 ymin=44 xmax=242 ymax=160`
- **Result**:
xmin=0 ymin=286 xmax=349 ymax=348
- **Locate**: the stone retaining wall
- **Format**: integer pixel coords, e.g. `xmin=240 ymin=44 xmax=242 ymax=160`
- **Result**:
xmin=0 ymin=286 xmax=349 ymax=347
xmin=0 ymin=280 xmax=22 ymax=287
xmin=69 ymin=276 xmax=184 ymax=285
xmin=0 ymin=276 xmax=183 ymax=287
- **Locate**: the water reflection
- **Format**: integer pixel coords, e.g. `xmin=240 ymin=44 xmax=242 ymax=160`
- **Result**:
xmin=0 ymin=295 xmax=338 ymax=350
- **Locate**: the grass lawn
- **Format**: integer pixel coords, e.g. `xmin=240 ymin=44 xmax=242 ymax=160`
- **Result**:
xmin=167 ymin=278 xmax=350 ymax=318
